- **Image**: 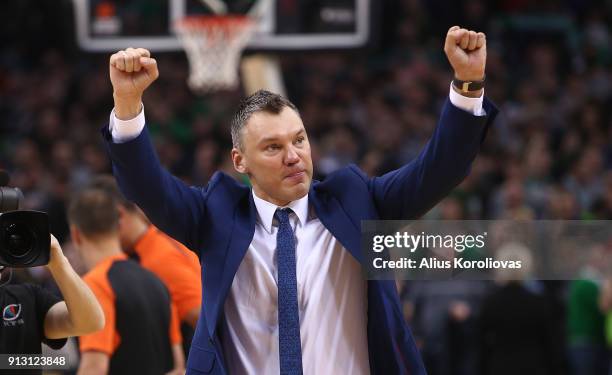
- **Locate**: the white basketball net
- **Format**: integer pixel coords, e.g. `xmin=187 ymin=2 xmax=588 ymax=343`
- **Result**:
xmin=175 ymin=16 xmax=256 ymax=93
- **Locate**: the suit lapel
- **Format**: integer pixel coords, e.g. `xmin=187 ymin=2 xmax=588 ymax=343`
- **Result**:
xmin=205 ymin=191 xmax=257 ymax=338
xmin=309 ymin=185 xmax=363 ymax=264
xmin=207 ymin=185 xmax=363 ymax=338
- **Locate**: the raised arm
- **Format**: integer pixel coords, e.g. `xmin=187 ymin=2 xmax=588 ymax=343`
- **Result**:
xmin=44 ymin=235 xmax=105 ymax=339
xmin=104 ymin=48 xmax=209 ymax=249
xmin=110 ymin=48 xmax=158 ymax=121
xmin=367 ymin=26 xmax=498 ymax=219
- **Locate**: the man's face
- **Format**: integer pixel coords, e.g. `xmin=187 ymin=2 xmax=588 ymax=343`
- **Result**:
xmin=116 ymin=205 xmax=148 ymax=252
xmin=116 ymin=209 xmax=132 ymax=251
xmin=232 ymin=107 xmax=313 ymax=206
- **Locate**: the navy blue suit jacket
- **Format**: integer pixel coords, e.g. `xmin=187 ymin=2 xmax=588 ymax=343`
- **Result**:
xmin=102 ymin=98 xmax=497 ymax=374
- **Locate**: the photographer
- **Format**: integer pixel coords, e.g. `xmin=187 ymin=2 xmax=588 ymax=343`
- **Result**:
xmin=0 ymin=235 xmax=104 ymax=364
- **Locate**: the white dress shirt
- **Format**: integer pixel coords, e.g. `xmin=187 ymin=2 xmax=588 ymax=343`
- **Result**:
xmin=108 ymin=86 xmax=485 ymax=374
xmin=221 ymin=192 xmax=370 ymax=374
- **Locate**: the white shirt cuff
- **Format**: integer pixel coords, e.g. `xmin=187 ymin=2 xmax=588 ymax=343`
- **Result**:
xmin=448 ymin=83 xmax=485 ymax=116
xmin=109 ymin=104 xmax=146 ymax=143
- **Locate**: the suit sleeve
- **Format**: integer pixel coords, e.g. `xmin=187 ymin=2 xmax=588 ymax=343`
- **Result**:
xmin=366 ymin=97 xmax=498 ymax=220
xmin=101 ymin=125 xmax=211 ymax=251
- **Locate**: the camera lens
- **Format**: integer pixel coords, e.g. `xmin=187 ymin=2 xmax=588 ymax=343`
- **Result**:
xmin=0 ymin=211 xmax=49 ymax=267
xmin=3 ymin=223 xmax=33 ymax=257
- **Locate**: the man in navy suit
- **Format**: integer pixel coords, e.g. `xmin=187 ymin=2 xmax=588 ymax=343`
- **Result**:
xmin=102 ymin=26 xmax=497 ymax=374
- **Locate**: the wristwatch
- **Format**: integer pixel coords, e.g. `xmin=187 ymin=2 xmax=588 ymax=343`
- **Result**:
xmin=452 ymin=76 xmax=485 ymax=93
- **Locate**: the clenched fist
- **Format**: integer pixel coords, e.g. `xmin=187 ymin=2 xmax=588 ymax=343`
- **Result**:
xmin=109 ymin=48 xmax=159 ymax=120
xmin=444 ymin=26 xmax=486 ymax=83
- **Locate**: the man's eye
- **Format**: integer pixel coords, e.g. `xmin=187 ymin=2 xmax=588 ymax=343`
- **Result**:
xmin=266 ymin=144 xmax=280 ymax=151
xmin=295 ymin=137 xmax=304 ymax=144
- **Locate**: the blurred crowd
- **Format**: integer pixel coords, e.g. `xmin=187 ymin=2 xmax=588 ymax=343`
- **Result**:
xmin=1 ymin=0 xmax=612 ymax=374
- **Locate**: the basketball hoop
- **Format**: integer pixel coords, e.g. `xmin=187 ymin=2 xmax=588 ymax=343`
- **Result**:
xmin=175 ymin=16 xmax=256 ymax=93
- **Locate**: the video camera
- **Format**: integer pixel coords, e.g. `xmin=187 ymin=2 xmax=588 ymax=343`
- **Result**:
xmin=0 ymin=170 xmax=50 ymax=267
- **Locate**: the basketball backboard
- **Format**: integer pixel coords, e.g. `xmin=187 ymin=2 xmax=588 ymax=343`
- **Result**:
xmin=72 ymin=0 xmax=372 ymax=52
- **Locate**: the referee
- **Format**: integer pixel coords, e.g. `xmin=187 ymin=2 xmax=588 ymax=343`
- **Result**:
xmin=68 ymin=187 xmax=185 ymax=375
xmin=89 ymin=175 xmax=202 ymax=356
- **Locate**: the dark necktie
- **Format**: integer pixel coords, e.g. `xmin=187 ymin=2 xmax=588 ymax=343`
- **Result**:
xmin=275 ymin=208 xmax=303 ymax=375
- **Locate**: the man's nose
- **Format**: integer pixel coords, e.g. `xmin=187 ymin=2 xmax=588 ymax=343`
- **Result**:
xmin=284 ymin=146 xmax=300 ymax=165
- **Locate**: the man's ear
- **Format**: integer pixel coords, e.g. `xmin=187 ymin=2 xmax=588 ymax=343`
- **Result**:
xmin=70 ymin=225 xmax=82 ymax=247
xmin=231 ymin=148 xmax=248 ymax=174
xmin=116 ymin=204 xmax=127 ymax=220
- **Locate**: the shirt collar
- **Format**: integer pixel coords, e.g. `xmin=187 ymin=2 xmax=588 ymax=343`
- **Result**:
xmin=251 ymin=190 xmax=309 ymax=234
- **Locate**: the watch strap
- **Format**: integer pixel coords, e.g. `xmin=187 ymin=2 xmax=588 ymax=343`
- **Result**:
xmin=452 ymin=76 xmax=485 ymax=93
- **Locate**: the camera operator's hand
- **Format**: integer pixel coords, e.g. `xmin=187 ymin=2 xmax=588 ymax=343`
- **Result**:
xmin=48 ymin=234 xmax=67 ymax=271
xmin=44 ymin=235 xmax=105 ymax=339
